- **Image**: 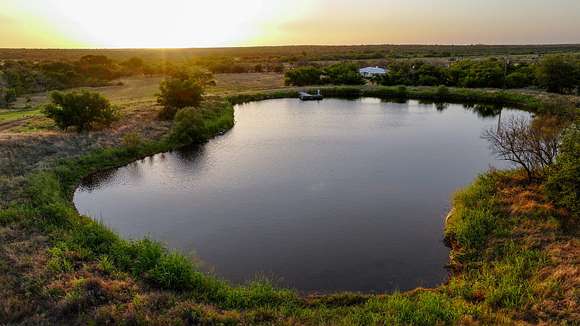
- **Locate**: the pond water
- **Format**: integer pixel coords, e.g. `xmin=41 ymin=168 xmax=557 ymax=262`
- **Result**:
xmin=74 ymin=98 xmax=530 ymax=293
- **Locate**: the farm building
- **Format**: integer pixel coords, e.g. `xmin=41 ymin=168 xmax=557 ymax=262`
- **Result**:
xmin=359 ymin=66 xmax=387 ymax=77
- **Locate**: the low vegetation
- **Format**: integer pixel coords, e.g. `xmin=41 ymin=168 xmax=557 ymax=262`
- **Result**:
xmin=545 ymin=121 xmax=580 ymax=216
xmin=0 ymin=71 xmax=578 ymax=324
xmin=43 ymin=90 xmax=120 ymax=132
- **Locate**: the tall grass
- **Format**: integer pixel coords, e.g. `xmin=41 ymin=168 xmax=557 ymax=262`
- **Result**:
xmin=1 ymin=87 xmax=569 ymax=323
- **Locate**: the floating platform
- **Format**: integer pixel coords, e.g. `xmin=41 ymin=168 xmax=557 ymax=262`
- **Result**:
xmin=299 ymin=91 xmax=324 ymax=101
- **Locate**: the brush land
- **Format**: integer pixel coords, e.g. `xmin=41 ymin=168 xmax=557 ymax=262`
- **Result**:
xmin=0 ymin=46 xmax=579 ymax=325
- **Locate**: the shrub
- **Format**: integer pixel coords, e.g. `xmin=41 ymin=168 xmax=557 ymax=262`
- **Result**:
xmin=4 ymin=87 xmax=17 ymax=107
xmin=43 ymin=91 xmax=119 ymax=132
xmin=284 ymin=66 xmax=323 ymax=86
xmin=157 ymin=76 xmax=205 ymax=119
xmin=545 ymin=121 xmax=580 ymax=216
xmin=536 ymin=55 xmax=579 ymax=94
xmin=168 ymin=107 xmax=207 ymax=145
xmin=482 ymin=116 xmax=564 ymax=181
xmin=122 ymin=132 xmax=142 ymax=152
xmin=324 ymin=63 xmax=365 ymax=85
xmin=436 ymin=85 xmax=450 ymax=99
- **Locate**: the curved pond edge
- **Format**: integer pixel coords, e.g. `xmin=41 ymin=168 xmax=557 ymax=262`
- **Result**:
xmin=10 ymin=86 xmax=575 ymax=316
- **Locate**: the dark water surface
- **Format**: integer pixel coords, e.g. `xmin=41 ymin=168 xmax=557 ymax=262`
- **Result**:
xmin=74 ymin=98 xmax=529 ymax=293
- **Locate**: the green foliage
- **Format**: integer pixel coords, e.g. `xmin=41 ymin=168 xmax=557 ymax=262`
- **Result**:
xmin=448 ymin=59 xmax=504 ymax=88
xmin=169 ymin=108 xmax=206 ymax=144
xmin=536 ymin=55 xmax=579 ymax=94
xmin=545 ymin=121 xmax=580 ymax=216
xmin=0 ymin=55 xmax=137 ymax=99
xmin=284 ymin=66 xmax=323 ymax=86
xmin=4 ymin=88 xmax=17 ymax=106
xmin=43 ymin=91 xmax=119 ymax=131
xmin=285 ymin=63 xmax=365 ymax=86
xmin=169 ymin=101 xmax=234 ymax=146
xmin=150 ymin=253 xmax=196 ymax=290
xmin=505 ymin=71 xmax=534 ymax=89
xmin=47 ymin=244 xmax=74 ymax=273
xmin=446 ymin=173 xmax=502 ymax=261
xmin=122 ymin=132 xmax=142 ymax=152
xmin=70 ymin=220 xmax=119 ymax=257
xmin=324 ymin=63 xmax=365 ymax=85
xmin=157 ymin=76 xmax=205 ymax=119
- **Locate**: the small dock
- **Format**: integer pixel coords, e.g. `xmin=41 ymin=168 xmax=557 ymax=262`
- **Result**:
xmin=299 ymin=90 xmax=323 ymax=101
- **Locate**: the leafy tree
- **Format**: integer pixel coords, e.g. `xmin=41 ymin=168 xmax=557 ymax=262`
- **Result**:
xmin=449 ymin=59 xmax=504 ymax=88
xmin=284 ymin=66 xmax=323 ymax=86
xmin=325 ymin=63 xmax=365 ymax=85
xmin=168 ymin=107 xmax=207 ymax=145
xmin=4 ymin=88 xmax=17 ymax=107
xmin=121 ymin=57 xmax=145 ymax=74
xmin=43 ymin=91 xmax=119 ymax=131
xmin=157 ymin=74 xmax=205 ymax=120
xmin=536 ymin=55 xmax=579 ymax=94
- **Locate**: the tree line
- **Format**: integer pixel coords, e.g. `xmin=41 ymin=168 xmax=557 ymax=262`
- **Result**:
xmin=285 ymin=55 xmax=580 ymax=94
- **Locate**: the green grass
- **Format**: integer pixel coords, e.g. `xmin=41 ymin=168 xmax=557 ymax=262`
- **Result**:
xmin=1 ymin=91 xmax=574 ymax=324
xmin=0 ymin=107 xmax=43 ymax=123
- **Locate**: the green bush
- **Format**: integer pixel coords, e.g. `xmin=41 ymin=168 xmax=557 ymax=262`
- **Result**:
xmin=545 ymin=121 xmax=580 ymax=216
xmin=157 ymin=76 xmax=205 ymax=119
xmin=169 ymin=107 xmax=207 ymax=145
xmin=4 ymin=88 xmax=17 ymax=107
xmin=325 ymin=63 xmax=365 ymax=85
xmin=284 ymin=66 xmax=323 ymax=86
xmin=435 ymin=85 xmax=450 ymax=100
xmin=122 ymin=132 xmax=142 ymax=152
xmin=536 ymin=55 xmax=579 ymax=94
xmin=43 ymin=90 xmax=119 ymax=132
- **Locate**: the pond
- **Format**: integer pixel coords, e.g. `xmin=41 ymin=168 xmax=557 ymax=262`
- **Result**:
xmin=74 ymin=98 xmax=530 ymax=293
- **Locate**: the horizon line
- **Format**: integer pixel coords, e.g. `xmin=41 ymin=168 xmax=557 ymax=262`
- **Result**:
xmin=2 ymin=42 xmax=580 ymax=51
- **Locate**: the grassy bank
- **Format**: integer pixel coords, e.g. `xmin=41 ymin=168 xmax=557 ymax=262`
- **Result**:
xmin=228 ymin=85 xmax=575 ymax=115
xmin=1 ymin=88 xmax=578 ymax=324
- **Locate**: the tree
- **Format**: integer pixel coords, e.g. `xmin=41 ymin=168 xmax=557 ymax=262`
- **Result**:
xmin=43 ymin=91 xmax=119 ymax=132
xmin=284 ymin=66 xmax=323 ymax=86
xmin=324 ymin=63 xmax=365 ymax=85
xmin=168 ymin=107 xmax=207 ymax=145
xmin=536 ymin=55 xmax=578 ymax=94
xmin=4 ymin=88 xmax=17 ymax=107
xmin=482 ymin=116 xmax=565 ymax=181
xmin=157 ymin=75 xmax=205 ymax=120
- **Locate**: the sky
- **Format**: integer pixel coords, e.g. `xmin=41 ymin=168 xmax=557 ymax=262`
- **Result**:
xmin=1 ymin=0 xmax=579 ymax=48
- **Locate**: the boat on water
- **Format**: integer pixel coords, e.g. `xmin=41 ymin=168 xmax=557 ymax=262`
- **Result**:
xmin=299 ymin=90 xmax=323 ymax=101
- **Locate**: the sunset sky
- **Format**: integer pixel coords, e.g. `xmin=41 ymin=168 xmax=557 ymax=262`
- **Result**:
xmin=1 ymin=0 xmax=579 ymax=48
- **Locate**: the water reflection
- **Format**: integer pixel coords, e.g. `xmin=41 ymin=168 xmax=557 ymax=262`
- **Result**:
xmin=75 ymin=98 xmax=530 ymax=293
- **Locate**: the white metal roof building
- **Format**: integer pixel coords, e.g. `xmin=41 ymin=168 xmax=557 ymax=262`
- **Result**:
xmin=359 ymin=66 xmax=387 ymax=77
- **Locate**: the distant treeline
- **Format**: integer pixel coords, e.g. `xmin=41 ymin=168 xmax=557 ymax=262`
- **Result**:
xmin=2 ymin=44 xmax=580 ymax=63
xmin=285 ymin=55 xmax=580 ymax=94
xmin=0 ymin=55 xmax=153 ymax=106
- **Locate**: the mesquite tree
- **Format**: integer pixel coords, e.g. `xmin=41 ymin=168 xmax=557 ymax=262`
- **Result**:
xmin=482 ymin=115 xmax=565 ymax=180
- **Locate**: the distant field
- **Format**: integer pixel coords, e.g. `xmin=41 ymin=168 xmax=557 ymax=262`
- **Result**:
xmin=10 ymin=73 xmax=285 ymax=108
xmin=0 ymin=73 xmax=286 ymax=132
